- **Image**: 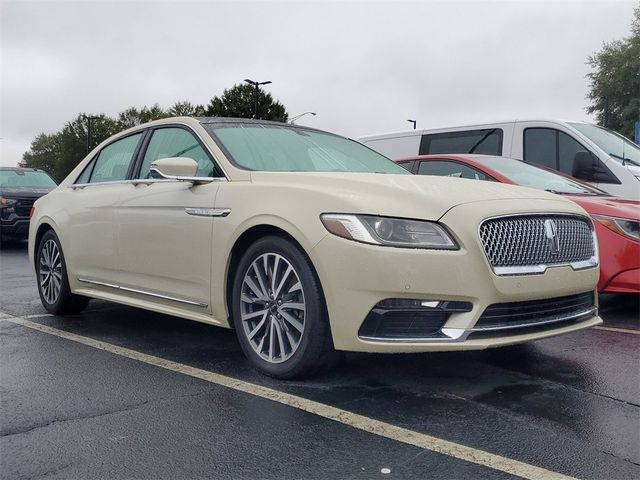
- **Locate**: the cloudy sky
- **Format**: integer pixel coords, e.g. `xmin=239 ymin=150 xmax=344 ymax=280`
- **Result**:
xmin=0 ymin=0 xmax=636 ymax=167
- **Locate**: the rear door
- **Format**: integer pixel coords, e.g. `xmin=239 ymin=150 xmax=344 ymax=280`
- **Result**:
xmin=66 ymin=131 xmax=145 ymax=287
xmin=116 ymin=125 xmax=225 ymax=312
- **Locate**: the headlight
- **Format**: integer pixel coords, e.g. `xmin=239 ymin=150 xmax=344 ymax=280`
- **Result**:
xmin=0 ymin=196 xmax=17 ymax=207
xmin=592 ymin=215 xmax=640 ymax=241
xmin=320 ymin=214 xmax=458 ymax=249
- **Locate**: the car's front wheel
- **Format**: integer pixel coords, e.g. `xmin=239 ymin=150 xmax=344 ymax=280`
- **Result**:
xmin=232 ymin=236 xmax=334 ymax=379
xmin=37 ymin=230 xmax=90 ymax=315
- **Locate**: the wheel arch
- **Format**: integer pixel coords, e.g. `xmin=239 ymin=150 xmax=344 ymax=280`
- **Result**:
xmin=224 ymin=224 xmax=326 ymax=327
xmin=32 ymin=221 xmax=57 ymax=269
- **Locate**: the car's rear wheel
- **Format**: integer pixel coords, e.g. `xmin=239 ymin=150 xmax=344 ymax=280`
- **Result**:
xmin=37 ymin=230 xmax=90 ymax=315
xmin=232 ymin=236 xmax=334 ymax=379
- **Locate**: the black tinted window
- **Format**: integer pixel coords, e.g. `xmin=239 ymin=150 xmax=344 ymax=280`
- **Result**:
xmin=523 ymin=128 xmax=556 ymax=168
xmin=419 ymin=129 xmax=503 ymax=155
xmin=558 ymin=131 xmax=588 ymax=175
xmin=417 ymin=160 xmax=491 ymax=180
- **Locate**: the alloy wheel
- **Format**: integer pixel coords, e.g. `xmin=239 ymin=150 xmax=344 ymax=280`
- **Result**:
xmin=240 ymin=253 xmax=306 ymax=364
xmin=39 ymin=239 xmax=62 ymax=304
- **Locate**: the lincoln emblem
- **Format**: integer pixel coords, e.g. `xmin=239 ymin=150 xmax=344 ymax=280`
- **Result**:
xmin=544 ymin=219 xmax=560 ymax=255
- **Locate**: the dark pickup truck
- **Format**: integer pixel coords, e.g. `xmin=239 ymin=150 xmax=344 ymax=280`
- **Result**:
xmin=0 ymin=167 xmax=57 ymax=243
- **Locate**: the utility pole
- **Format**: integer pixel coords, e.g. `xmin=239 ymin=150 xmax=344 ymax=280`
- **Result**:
xmin=244 ymin=79 xmax=272 ymax=119
xmin=82 ymin=115 xmax=99 ymax=154
xmin=407 ymin=119 xmax=417 ymax=130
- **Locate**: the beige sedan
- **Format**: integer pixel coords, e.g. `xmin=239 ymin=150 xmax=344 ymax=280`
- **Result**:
xmin=29 ymin=117 xmax=601 ymax=378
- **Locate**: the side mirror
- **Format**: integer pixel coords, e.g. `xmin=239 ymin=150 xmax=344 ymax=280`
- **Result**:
xmin=572 ymin=151 xmax=598 ymax=181
xmin=149 ymin=157 xmax=212 ymax=184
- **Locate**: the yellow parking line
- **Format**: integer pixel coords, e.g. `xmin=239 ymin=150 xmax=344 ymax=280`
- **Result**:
xmin=593 ymin=326 xmax=640 ymax=335
xmin=4 ymin=313 xmax=576 ymax=480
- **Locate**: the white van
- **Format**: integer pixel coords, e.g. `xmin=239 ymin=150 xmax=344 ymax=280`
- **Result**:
xmin=359 ymin=120 xmax=640 ymax=199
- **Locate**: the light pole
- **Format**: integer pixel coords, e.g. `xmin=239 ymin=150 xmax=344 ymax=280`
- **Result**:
xmin=82 ymin=114 xmax=99 ymax=154
xmin=289 ymin=112 xmax=316 ymax=124
xmin=244 ymin=79 xmax=272 ymax=119
xmin=407 ymin=119 xmax=417 ymax=130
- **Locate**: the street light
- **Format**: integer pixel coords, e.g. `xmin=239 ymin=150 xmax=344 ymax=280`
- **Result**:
xmin=82 ymin=114 xmax=99 ymax=154
xmin=289 ymin=112 xmax=316 ymax=124
xmin=244 ymin=79 xmax=272 ymax=119
xmin=407 ymin=119 xmax=417 ymax=130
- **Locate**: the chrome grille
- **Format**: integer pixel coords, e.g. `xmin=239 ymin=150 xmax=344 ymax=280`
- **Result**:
xmin=479 ymin=215 xmax=595 ymax=273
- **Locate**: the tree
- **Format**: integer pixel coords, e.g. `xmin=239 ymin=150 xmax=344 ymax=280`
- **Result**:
xmin=205 ymin=83 xmax=288 ymax=122
xmin=586 ymin=6 xmax=640 ymax=139
xmin=168 ymin=100 xmax=206 ymax=117
xmin=21 ymin=114 xmax=118 ymax=182
xmin=116 ymin=104 xmax=170 ymax=130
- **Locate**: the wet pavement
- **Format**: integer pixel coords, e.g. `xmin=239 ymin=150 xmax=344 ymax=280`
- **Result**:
xmin=1 ymin=242 xmax=639 ymax=479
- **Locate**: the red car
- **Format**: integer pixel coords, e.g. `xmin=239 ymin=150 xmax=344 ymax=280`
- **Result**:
xmin=398 ymin=154 xmax=640 ymax=293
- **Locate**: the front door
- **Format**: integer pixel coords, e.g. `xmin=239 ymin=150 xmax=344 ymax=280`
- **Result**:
xmin=116 ymin=126 xmax=225 ymax=311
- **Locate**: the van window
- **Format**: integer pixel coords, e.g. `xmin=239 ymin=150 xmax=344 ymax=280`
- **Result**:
xmin=523 ymin=128 xmax=556 ymax=168
xmin=523 ymin=128 xmax=619 ymax=184
xmin=419 ymin=129 xmax=503 ymax=155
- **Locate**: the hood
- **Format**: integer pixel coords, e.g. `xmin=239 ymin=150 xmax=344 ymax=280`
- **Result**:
xmin=567 ymin=195 xmax=640 ymax=220
xmin=249 ymin=172 xmax=572 ymax=220
xmin=0 ymin=187 xmax=54 ymax=198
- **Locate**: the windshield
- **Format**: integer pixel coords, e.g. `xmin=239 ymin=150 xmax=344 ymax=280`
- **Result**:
xmin=204 ymin=123 xmax=409 ymax=174
xmin=474 ymin=156 xmax=606 ymax=195
xmin=568 ymin=122 xmax=640 ymax=167
xmin=0 ymin=170 xmax=57 ymax=188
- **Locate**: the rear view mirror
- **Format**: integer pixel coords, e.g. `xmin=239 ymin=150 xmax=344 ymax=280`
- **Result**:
xmin=149 ymin=157 xmax=213 ymax=184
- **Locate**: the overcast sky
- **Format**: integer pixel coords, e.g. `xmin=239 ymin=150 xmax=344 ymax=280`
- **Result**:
xmin=0 ymin=0 xmax=636 ymax=167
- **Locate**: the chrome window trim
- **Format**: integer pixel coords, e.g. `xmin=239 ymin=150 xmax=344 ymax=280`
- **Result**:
xmin=477 ymin=212 xmax=598 ymax=276
xmin=71 ymin=177 xmax=228 ymax=190
xmin=77 ymin=277 xmax=208 ymax=308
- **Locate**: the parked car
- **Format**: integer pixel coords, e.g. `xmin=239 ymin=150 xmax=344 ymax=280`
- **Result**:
xmin=0 ymin=167 xmax=57 ymax=243
xmin=30 ymin=117 xmax=601 ymax=378
xmin=398 ymin=154 xmax=639 ymax=293
xmin=359 ymin=120 xmax=640 ymax=199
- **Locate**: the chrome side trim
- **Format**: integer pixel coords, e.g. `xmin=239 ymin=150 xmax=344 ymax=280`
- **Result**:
xmin=360 ymin=328 xmax=470 ymax=343
xmin=471 ymin=306 xmax=597 ymax=332
xmin=77 ymin=277 xmax=208 ymax=308
xmin=185 ymin=207 xmax=231 ymax=217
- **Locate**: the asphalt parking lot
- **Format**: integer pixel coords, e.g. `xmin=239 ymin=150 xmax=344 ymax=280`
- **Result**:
xmin=1 ymin=242 xmax=638 ymax=480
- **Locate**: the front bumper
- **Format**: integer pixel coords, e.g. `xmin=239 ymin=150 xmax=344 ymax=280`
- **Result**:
xmin=309 ymin=199 xmax=601 ymax=353
xmin=0 ymin=215 xmax=30 ymax=239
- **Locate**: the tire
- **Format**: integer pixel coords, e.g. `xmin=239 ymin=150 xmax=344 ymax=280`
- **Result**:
xmin=231 ymin=235 xmax=335 ymax=379
xmin=36 ymin=230 xmax=90 ymax=315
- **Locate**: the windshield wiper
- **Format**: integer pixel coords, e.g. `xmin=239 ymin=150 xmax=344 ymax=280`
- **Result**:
xmin=609 ymin=152 xmax=640 ymax=167
xmin=468 ymin=129 xmax=497 ymax=154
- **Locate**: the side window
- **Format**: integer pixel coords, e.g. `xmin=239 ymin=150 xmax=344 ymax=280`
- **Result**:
xmin=75 ymin=160 xmax=94 ymax=184
xmin=419 ymin=129 xmax=503 ymax=155
xmin=523 ymin=128 xmax=556 ymax=168
xmin=84 ymin=133 xmax=143 ymax=184
xmin=138 ymin=127 xmax=217 ymax=178
xmin=558 ymin=131 xmax=588 ymax=175
xmin=417 ymin=160 xmax=491 ymax=180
